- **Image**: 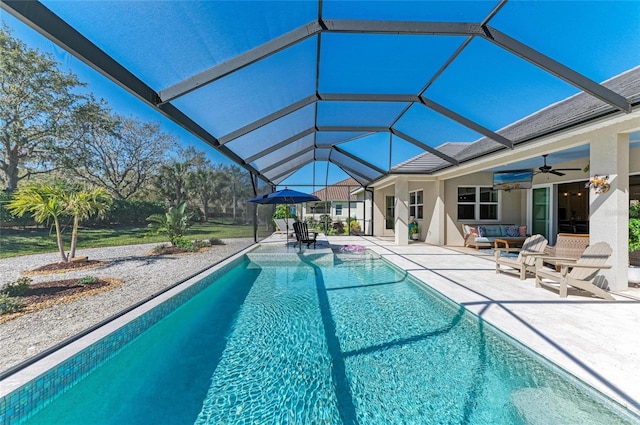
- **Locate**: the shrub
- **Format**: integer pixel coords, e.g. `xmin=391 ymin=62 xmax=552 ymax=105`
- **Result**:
xmin=93 ymin=199 xmax=165 ymax=225
xmin=175 ymin=236 xmax=194 ymax=251
xmin=630 ymin=202 xmax=640 ymax=252
xmin=0 ymin=192 xmax=32 ymax=228
xmin=319 ymin=214 xmax=332 ymax=233
xmin=78 ymin=276 xmax=99 ymax=285
xmin=332 ymin=220 xmax=345 ymax=234
xmin=208 ymin=238 xmax=225 ymax=245
xmin=152 ymin=244 xmax=169 ymax=253
xmin=0 ymin=294 xmax=25 ymax=315
xmin=349 ymin=218 xmax=362 ymax=234
xmin=1 ymin=277 xmax=31 ymax=297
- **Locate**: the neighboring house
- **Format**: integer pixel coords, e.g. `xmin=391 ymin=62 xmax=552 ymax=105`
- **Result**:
xmin=302 ymin=178 xmax=371 ymax=234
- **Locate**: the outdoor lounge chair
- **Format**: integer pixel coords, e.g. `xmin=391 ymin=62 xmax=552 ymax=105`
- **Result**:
xmin=543 ymin=233 xmax=589 ymax=271
xmin=495 ymin=234 xmax=548 ymax=280
xmin=534 ymin=241 xmax=614 ymax=300
xmin=293 ymin=222 xmax=317 ymax=249
xmin=274 ymin=218 xmax=294 ymax=236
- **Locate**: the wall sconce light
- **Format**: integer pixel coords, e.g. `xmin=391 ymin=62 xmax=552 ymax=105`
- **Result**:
xmin=563 ymin=192 xmax=568 ymax=197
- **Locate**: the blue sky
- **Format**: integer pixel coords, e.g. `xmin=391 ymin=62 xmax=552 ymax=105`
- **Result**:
xmin=2 ymin=1 xmax=639 ymax=190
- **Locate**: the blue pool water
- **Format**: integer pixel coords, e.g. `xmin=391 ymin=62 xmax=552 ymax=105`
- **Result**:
xmin=15 ymin=253 xmax=638 ymax=424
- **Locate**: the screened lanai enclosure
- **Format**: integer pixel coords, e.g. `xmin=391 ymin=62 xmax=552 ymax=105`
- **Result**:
xmin=3 ymin=0 xmax=638 ymax=238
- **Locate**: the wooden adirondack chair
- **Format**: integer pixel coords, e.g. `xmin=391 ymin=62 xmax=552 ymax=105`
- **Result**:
xmin=293 ymin=222 xmax=317 ymax=249
xmin=495 ymin=234 xmax=548 ymax=280
xmin=534 ymin=241 xmax=614 ymax=300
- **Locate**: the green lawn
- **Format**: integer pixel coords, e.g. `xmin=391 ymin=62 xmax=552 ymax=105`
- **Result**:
xmin=0 ymin=223 xmax=254 ymax=259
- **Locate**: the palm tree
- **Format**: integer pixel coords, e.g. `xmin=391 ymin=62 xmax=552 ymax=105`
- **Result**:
xmin=66 ymin=187 xmax=112 ymax=259
xmin=146 ymin=201 xmax=193 ymax=246
xmin=7 ymin=182 xmax=69 ymax=262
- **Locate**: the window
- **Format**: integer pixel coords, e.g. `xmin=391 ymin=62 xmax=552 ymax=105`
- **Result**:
xmin=457 ymin=187 xmax=498 ymax=221
xmin=409 ymin=190 xmax=423 ymax=219
xmin=335 ymin=204 xmax=342 ymax=215
xmin=311 ymin=202 xmax=329 ymax=214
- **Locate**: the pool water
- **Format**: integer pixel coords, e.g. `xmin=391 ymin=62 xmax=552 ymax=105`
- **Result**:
xmin=21 ymin=254 xmax=636 ymax=424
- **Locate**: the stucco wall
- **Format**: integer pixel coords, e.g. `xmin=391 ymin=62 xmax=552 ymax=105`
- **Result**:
xmin=444 ymin=172 xmax=524 ymax=246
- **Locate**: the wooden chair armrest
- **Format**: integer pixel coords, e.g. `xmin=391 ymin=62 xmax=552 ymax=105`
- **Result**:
xmin=519 ymin=251 xmax=547 ymax=256
xmin=558 ymin=263 xmax=612 ymax=269
xmin=537 ymin=256 xmax=577 ymax=262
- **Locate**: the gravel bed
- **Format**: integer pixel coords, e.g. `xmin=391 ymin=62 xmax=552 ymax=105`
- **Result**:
xmin=0 ymin=238 xmax=255 ymax=373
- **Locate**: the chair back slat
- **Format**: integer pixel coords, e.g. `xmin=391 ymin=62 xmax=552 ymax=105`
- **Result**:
xmin=518 ymin=234 xmax=548 ymax=265
xmin=569 ymin=241 xmax=612 ymax=280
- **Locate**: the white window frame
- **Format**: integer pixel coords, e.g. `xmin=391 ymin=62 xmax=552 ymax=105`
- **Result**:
xmin=409 ymin=189 xmax=423 ymax=219
xmin=457 ymin=186 xmax=500 ymax=221
xmin=335 ymin=203 xmax=343 ymax=216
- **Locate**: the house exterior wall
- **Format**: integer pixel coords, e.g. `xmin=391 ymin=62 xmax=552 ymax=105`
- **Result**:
xmin=444 ymin=172 xmax=524 ymax=246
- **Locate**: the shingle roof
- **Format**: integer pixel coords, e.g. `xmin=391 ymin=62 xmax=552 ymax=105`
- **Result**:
xmin=312 ymin=177 xmax=360 ymax=201
xmin=454 ymin=66 xmax=640 ymax=163
xmin=392 ymin=66 xmax=640 ymax=174
xmin=391 ymin=142 xmax=470 ymax=173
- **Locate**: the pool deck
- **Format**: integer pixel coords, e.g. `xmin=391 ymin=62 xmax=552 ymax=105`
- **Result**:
xmin=289 ymin=234 xmax=639 ymax=417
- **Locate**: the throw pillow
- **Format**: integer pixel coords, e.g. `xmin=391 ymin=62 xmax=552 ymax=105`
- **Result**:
xmin=519 ymin=225 xmax=527 ymax=236
xmin=477 ymin=226 xmax=486 ymax=237
xmin=506 ymin=225 xmax=520 ymax=237
xmin=468 ymin=226 xmax=479 ymax=236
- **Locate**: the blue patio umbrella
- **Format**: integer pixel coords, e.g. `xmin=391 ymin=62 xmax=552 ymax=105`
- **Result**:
xmin=249 ymin=188 xmax=320 ymax=243
xmin=249 ymin=188 xmax=320 ymax=205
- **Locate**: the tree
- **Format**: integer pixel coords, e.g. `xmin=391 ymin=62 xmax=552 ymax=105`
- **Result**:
xmin=188 ymin=166 xmax=227 ymax=221
xmin=153 ymin=161 xmax=191 ymax=206
xmin=63 ymin=101 xmax=177 ymax=199
xmin=66 ymin=187 xmax=112 ymax=259
xmin=0 ymin=26 xmax=85 ymax=192
xmin=7 ymin=182 xmax=69 ymax=262
xmin=146 ymin=201 xmax=193 ymax=246
xmin=152 ymin=147 xmax=208 ymax=206
xmin=7 ymin=182 xmax=113 ymax=262
xmin=223 ymin=165 xmax=251 ymax=222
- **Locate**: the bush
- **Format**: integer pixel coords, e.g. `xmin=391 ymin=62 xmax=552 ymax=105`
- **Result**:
xmin=630 ymin=202 xmax=640 ymax=252
xmin=175 ymin=236 xmax=194 ymax=251
xmin=0 ymin=192 xmax=33 ymax=228
xmin=0 ymin=294 xmax=25 ymax=315
xmin=319 ymin=214 xmax=332 ymax=233
xmin=91 ymin=199 xmax=165 ymax=225
xmin=332 ymin=220 xmax=345 ymax=234
xmin=1 ymin=277 xmax=31 ymax=297
xmin=78 ymin=276 xmax=99 ymax=285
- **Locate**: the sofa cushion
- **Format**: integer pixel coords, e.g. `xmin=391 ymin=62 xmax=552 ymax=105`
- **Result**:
xmin=506 ymin=225 xmax=520 ymax=237
xmin=484 ymin=226 xmax=504 ymax=237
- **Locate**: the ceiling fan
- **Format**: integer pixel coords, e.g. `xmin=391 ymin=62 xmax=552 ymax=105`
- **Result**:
xmin=534 ymin=154 xmax=581 ymax=176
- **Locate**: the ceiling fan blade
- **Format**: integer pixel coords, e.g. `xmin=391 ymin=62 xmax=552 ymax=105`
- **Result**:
xmin=550 ymin=170 xmax=565 ymax=176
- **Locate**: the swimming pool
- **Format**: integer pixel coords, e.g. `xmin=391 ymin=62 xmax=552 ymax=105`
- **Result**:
xmin=2 ymin=249 xmax=638 ymax=424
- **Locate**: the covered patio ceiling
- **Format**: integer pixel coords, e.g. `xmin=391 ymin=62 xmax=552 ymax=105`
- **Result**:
xmin=3 ymin=0 xmax=639 ymax=189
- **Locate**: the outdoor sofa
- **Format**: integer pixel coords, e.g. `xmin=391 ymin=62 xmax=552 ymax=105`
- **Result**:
xmin=462 ymin=224 xmax=528 ymax=249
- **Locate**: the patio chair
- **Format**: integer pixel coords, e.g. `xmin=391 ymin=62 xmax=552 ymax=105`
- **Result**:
xmin=495 ymin=234 xmax=548 ymax=280
xmin=293 ymin=222 xmax=317 ymax=249
xmin=534 ymin=241 xmax=614 ymax=300
xmin=543 ymin=233 xmax=589 ymax=271
xmin=274 ymin=218 xmax=294 ymax=236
